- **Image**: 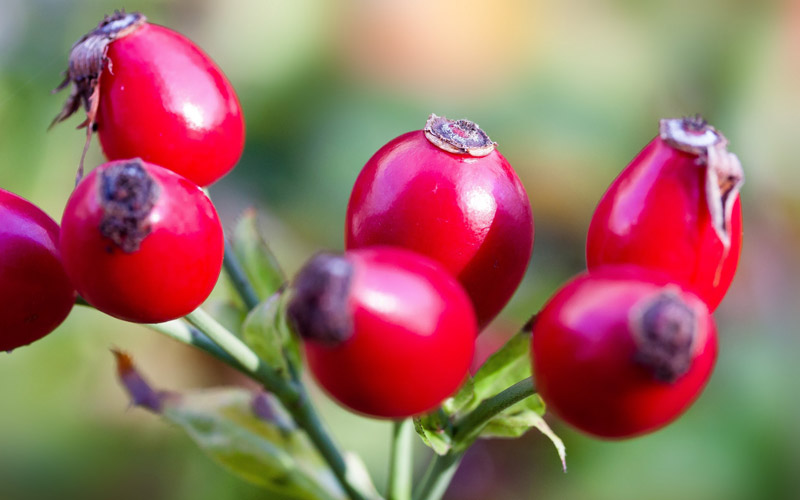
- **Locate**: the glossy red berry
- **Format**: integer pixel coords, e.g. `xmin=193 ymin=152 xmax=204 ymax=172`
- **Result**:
xmin=53 ymin=11 xmax=245 ymax=186
xmin=346 ymin=114 xmax=534 ymax=330
xmin=587 ymin=116 xmax=744 ymax=310
xmin=532 ymin=266 xmax=718 ymax=439
xmin=60 ymin=158 xmax=224 ymax=323
xmin=287 ymin=247 xmax=476 ymax=418
xmin=0 ymin=190 xmax=76 ymax=351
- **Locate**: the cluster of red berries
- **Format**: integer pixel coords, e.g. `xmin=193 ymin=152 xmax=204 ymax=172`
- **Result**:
xmin=0 ymin=11 xmax=744 ymax=441
xmin=535 ymin=116 xmax=743 ymax=437
xmin=288 ymin=113 xmax=743 ymax=435
xmin=2 ymin=11 xmax=242 ymax=348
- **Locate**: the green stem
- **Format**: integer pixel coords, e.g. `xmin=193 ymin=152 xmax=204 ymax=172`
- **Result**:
xmin=412 ymin=378 xmax=537 ymax=500
xmin=184 ymin=308 xmax=262 ymax=372
xmin=387 ymin=419 xmax=414 ymax=500
xmin=146 ymin=320 xmax=243 ymax=370
xmin=183 ymin=308 xmax=368 ymax=500
xmin=223 ymin=238 xmax=261 ymax=311
xmin=412 ymin=453 xmax=463 ymax=500
xmin=452 ymin=377 xmax=536 ymax=443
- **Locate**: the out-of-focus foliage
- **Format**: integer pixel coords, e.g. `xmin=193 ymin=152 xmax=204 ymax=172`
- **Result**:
xmin=1 ymin=0 xmax=799 ymax=499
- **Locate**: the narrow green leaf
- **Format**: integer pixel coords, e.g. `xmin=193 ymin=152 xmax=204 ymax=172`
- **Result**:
xmin=479 ymin=395 xmax=567 ymax=472
xmin=274 ymin=290 xmax=303 ymax=372
xmin=469 ymin=329 xmax=532 ymax=410
xmin=413 ymin=411 xmax=452 ymax=455
xmin=442 ymin=376 xmax=475 ymax=415
xmin=164 ymin=389 xmax=345 ymax=498
xmin=343 ymin=452 xmax=381 ymax=499
xmin=242 ymin=292 xmax=292 ymax=377
xmin=113 ymin=352 xmax=345 ymax=499
xmin=478 ymin=394 xmax=545 ymax=438
xmin=232 ymin=208 xmax=287 ymax=300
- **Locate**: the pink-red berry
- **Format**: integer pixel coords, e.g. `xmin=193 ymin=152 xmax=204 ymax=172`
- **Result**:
xmin=60 ymin=158 xmax=224 ymax=323
xmin=532 ymin=266 xmax=718 ymax=438
xmin=587 ymin=116 xmax=743 ymax=310
xmin=346 ymin=114 xmax=534 ymax=330
xmin=53 ymin=11 xmax=245 ymax=186
xmin=287 ymin=247 xmax=476 ymax=418
xmin=0 ymin=189 xmax=76 ymax=351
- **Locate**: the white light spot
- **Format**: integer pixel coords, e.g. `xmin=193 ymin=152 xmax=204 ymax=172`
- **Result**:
xmin=182 ymin=102 xmax=205 ymax=130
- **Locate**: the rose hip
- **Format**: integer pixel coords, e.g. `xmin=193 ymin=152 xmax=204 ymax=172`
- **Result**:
xmin=532 ymin=266 xmax=718 ymax=438
xmin=346 ymin=114 xmax=534 ymax=330
xmin=586 ymin=116 xmax=744 ymax=310
xmin=60 ymin=158 xmax=224 ymax=323
xmin=0 ymin=189 xmax=76 ymax=351
xmin=53 ymin=11 xmax=245 ymax=186
xmin=287 ymin=247 xmax=476 ymax=418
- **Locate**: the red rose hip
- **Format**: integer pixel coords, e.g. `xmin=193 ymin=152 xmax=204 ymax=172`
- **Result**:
xmin=53 ymin=11 xmax=245 ymax=186
xmin=531 ymin=266 xmax=718 ymax=438
xmin=0 ymin=190 xmax=76 ymax=351
xmin=60 ymin=158 xmax=224 ymax=323
xmin=287 ymin=247 xmax=476 ymax=418
xmin=346 ymin=114 xmax=534 ymax=330
xmin=586 ymin=116 xmax=744 ymax=310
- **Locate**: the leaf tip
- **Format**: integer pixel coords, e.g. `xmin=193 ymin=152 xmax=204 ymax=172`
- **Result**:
xmin=111 ymin=348 xmax=164 ymax=413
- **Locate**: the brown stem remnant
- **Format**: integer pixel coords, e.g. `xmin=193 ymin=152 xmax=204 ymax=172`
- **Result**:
xmin=424 ymin=113 xmax=497 ymax=157
xmin=659 ymin=116 xmax=744 ymax=249
xmin=286 ymin=253 xmax=355 ymax=345
xmin=631 ymin=289 xmax=699 ymax=383
xmin=50 ymin=10 xmax=146 ymax=182
xmin=99 ymin=159 xmax=158 ymax=253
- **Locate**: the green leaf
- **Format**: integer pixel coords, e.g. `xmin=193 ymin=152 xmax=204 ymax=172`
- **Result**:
xmin=478 ymin=394 xmax=545 ymax=438
xmin=343 ymin=452 xmax=381 ymax=499
xmin=469 ymin=329 xmax=532 ymax=410
xmin=413 ymin=410 xmax=452 ymax=455
xmin=113 ymin=352 xmax=344 ymax=499
xmin=204 ymin=299 xmax=247 ymax=336
xmin=232 ymin=208 xmax=287 ymax=300
xmin=242 ymin=291 xmax=302 ymax=378
xmin=165 ymin=390 xmax=345 ymax=498
xmin=479 ymin=395 xmax=567 ymax=472
xmin=442 ymin=376 xmax=475 ymax=415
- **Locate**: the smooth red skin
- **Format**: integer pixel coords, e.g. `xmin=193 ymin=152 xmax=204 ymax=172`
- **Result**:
xmin=345 ymin=130 xmax=534 ymax=330
xmin=304 ymin=247 xmax=476 ymax=418
xmin=532 ymin=267 xmax=718 ymax=439
xmin=0 ymin=190 xmax=75 ymax=351
xmin=587 ymin=136 xmax=743 ymax=311
xmin=60 ymin=160 xmax=224 ymax=323
xmin=97 ymin=23 xmax=245 ymax=187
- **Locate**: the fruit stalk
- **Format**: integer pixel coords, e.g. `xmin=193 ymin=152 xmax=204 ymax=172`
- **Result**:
xmin=387 ymin=419 xmax=414 ymax=500
xmin=413 ymin=377 xmax=537 ymax=500
xmin=182 ymin=308 xmax=369 ymax=500
xmin=222 ymin=238 xmax=261 ymax=311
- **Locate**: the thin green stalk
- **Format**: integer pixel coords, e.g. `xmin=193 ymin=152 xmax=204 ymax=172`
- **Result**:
xmin=412 ymin=453 xmax=463 ymax=500
xmin=222 ymin=240 xmax=301 ymax=383
xmin=223 ymin=238 xmax=261 ymax=311
xmin=413 ymin=378 xmax=537 ymax=500
xmin=452 ymin=377 xmax=536 ymax=443
xmin=184 ymin=308 xmax=262 ymax=372
xmin=146 ymin=320 xmax=243 ymax=370
xmin=183 ymin=308 xmax=368 ymax=500
xmin=387 ymin=419 xmax=414 ymax=500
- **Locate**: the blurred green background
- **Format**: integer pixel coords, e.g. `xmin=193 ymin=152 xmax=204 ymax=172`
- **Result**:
xmin=2 ymin=0 xmax=799 ymax=498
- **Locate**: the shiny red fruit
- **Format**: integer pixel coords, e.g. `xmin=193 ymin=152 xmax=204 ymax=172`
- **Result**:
xmin=287 ymin=247 xmax=476 ymax=418
xmin=346 ymin=114 xmax=534 ymax=330
xmin=587 ymin=116 xmax=744 ymax=310
xmin=0 ymin=190 xmax=76 ymax=351
xmin=53 ymin=12 xmax=244 ymax=186
xmin=60 ymin=158 xmax=224 ymax=323
xmin=532 ymin=266 xmax=717 ymax=439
